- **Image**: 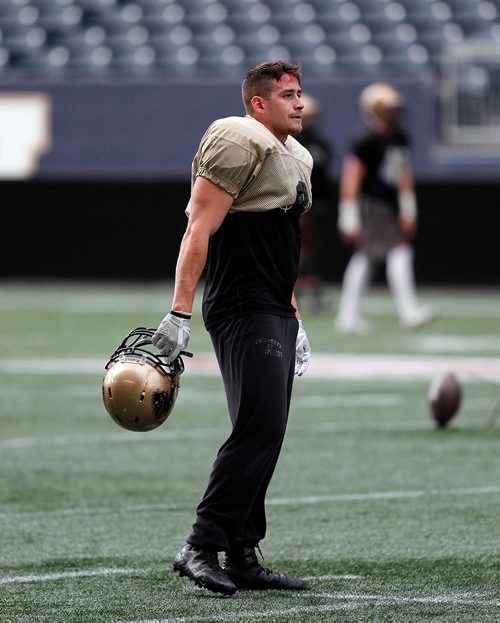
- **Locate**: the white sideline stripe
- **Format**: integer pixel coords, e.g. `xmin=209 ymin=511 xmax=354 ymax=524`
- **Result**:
xmin=115 ymin=592 xmax=499 ymax=623
xmin=2 ymin=486 xmax=498 ymax=520
xmin=1 ymin=354 xmax=500 ymax=381
xmin=0 ymin=567 xmax=135 ymax=585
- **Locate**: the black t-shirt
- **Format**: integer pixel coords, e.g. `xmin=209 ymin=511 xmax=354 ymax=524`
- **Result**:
xmin=350 ymin=126 xmax=410 ymax=204
xmin=202 ymin=202 xmax=303 ymax=330
xmin=193 ymin=116 xmax=313 ymax=330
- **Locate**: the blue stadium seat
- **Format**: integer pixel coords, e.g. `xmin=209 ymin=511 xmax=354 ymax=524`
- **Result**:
xmin=0 ymin=0 xmax=499 ymax=79
xmin=197 ymin=42 xmax=246 ymax=78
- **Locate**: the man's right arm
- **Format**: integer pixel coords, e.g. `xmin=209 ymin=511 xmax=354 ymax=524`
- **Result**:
xmin=152 ymin=176 xmax=234 ymax=360
xmin=172 ymin=176 xmax=234 ymax=312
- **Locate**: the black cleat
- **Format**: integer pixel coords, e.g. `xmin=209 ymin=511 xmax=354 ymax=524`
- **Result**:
xmin=173 ymin=544 xmax=237 ymax=596
xmin=223 ymin=546 xmax=307 ymax=591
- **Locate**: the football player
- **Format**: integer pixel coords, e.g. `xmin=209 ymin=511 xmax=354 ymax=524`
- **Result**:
xmin=152 ymin=60 xmax=313 ymax=595
xmin=336 ymin=82 xmax=434 ymax=333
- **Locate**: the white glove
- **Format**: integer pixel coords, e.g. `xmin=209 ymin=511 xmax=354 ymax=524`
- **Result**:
xmin=398 ymin=190 xmax=417 ymax=220
xmin=295 ymin=319 xmax=311 ymax=377
xmin=338 ymin=198 xmax=361 ymax=238
xmin=152 ymin=311 xmax=191 ymax=363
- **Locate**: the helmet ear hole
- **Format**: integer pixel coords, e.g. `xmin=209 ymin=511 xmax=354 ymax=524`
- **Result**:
xmin=102 ymin=327 xmax=184 ymax=432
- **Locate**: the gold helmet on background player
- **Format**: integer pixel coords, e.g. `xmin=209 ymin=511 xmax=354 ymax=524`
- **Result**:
xmin=359 ymin=82 xmax=404 ymax=125
xmin=102 ymin=327 xmax=186 ymax=432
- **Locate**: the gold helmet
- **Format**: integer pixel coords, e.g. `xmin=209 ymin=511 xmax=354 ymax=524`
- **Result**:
xmin=359 ymin=82 xmax=403 ymax=124
xmin=102 ymin=327 xmax=185 ymax=432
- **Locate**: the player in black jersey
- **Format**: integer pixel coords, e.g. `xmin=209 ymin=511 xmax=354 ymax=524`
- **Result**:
xmin=152 ymin=61 xmax=313 ymax=595
xmin=335 ymin=82 xmax=434 ymax=333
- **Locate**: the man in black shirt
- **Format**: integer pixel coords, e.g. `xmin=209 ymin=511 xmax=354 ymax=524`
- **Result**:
xmin=152 ymin=60 xmax=313 ymax=596
xmin=335 ymin=82 xmax=433 ymax=333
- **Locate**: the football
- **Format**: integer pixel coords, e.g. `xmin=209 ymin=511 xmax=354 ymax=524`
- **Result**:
xmin=427 ymin=370 xmax=462 ymax=428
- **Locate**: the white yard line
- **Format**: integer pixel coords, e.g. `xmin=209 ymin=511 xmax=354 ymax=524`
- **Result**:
xmin=1 ymin=567 xmax=497 ymax=621
xmin=1 ymin=486 xmax=498 ymax=520
xmin=267 ymin=485 xmax=500 ymax=506
xmin=0 ymin=567 xmax=136 ymax=585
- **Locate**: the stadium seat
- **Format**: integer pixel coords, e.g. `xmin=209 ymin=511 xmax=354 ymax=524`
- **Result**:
xmin=197 ymin=43 xmax=246 ymax=78
xmin=0 ymin=0 xmax=499 ymax=80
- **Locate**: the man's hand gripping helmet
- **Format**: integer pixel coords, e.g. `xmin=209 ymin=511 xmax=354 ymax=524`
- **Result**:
xmin=102 ymin=327 xmax=186 ymax=432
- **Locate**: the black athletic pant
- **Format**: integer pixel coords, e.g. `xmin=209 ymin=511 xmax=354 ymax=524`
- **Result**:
xmin=187 ymin=313 xmax=298 ymax=552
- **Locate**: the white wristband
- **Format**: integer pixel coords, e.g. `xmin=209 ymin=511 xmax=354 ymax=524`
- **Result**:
xmin=338 ymin=198 xmax=361 ymax=236
xmin=398 ymin=191 xmax=417 ymax=220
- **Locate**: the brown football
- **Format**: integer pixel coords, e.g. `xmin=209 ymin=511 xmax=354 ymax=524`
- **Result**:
xmin=427 ymin=371 xmax=462 ymax=428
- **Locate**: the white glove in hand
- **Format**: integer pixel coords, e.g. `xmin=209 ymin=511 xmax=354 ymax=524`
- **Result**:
xmin=295 ymin=319 xmax=311 ymax=377
xmin=152 ymin=311 xmax=191 ymax=363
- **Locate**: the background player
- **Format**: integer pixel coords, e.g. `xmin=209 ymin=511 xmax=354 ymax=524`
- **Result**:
xmin=335 ymin=82 xmax=434 ymax=333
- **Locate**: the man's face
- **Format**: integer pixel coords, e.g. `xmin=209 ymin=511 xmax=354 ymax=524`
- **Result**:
xmin=254 ymin=74 xmax=303 ymax=142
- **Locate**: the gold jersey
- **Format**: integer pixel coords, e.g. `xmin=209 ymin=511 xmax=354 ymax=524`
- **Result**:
xmin=187 ymin=115 xmax=313 ymax=215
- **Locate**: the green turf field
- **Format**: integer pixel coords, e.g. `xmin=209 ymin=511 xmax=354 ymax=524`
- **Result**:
xmin=0 ymin=281 xmax=499 ymax=622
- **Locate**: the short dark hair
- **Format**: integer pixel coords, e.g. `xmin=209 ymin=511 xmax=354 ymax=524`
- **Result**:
xmin=242 ymin=60 xmax=302 ymax=114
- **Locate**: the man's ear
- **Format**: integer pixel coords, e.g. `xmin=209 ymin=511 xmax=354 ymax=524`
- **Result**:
xmin=251 ymin=95 xmax=265 ymax=113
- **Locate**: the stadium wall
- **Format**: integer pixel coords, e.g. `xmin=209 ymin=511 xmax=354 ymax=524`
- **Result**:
xmin=3 ymin=179 xmax=499 ymax=285
xmin=2 ymin=77 xmax=500 ymax=181
xmin=2 ymin=77 xmax=499 ymax=285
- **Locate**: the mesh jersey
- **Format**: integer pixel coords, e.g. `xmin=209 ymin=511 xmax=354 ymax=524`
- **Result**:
xmin=189 ymin=115 xmax=313 ymax=329
xmin=350 ymin=126 xmax=410 ymax=205
xmin=188 ymin=115 xmax=313 ymax=214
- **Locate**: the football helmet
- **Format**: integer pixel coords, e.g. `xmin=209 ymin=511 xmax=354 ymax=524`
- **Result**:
xmin=359 ymin=82 xmax=403 ymax=124
xmin=102 ymin=327 xmax=185 ymax=432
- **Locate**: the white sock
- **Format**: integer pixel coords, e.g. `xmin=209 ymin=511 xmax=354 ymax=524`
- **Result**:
xmin=337 ymin=252 xmax=371 ymax=323
xmin=386 ymin=244 xmax=420 ymax=323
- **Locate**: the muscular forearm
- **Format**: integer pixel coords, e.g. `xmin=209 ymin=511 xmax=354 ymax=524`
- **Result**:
xmin=171 ymin=227 xmax=209 ymax=313
xmin=170 ymin=178 xmax=234 ymax=313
